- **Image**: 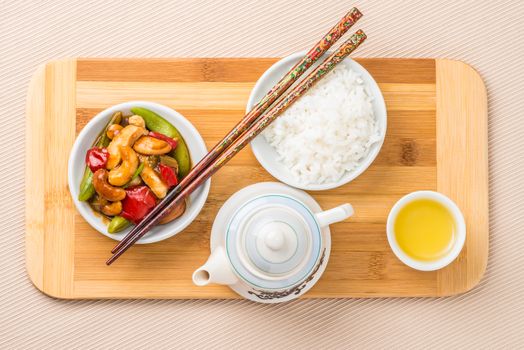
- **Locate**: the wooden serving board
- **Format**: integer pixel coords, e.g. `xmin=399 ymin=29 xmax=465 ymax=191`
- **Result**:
xmin=25 ymin=58 xmax=488 ymax=299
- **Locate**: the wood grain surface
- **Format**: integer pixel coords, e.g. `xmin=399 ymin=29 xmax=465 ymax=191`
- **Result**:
xmin=25 ymin=58 xmax=488 ymax=299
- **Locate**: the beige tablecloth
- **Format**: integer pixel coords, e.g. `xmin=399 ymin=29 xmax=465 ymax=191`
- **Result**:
xmin=2 ymin=0 xmax=523 ymax=348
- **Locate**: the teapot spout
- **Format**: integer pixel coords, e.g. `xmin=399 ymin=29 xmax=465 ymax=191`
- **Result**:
xmin=192 ymin=247 xmax=239 ymax=286
xmin=315 ymin=203 xmax=354 ymax=228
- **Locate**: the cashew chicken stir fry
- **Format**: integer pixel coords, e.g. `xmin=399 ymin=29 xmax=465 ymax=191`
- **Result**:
xmin=78 ymin=108 xmax=191 ymax=233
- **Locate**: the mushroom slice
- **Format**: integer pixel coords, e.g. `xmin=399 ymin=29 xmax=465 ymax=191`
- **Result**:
xmin=92 ymin=169 xmax=126 ymax=201
xmin=89 ymin=194 xmax=108 ymax=213
xmin=108 ymin=146 xmax=139 ymax=186
xmin=159 ymin=200 xmax=186 ymax=224
xmin=106 ymin=125 xmax=146 ymax=169
xmin=159 ymin=155 xmax=179 ymax=175
xmin=133 ymin=136 xmax=172 ymax=155
xmin=140 ymin=164 xmax=169 ymax=199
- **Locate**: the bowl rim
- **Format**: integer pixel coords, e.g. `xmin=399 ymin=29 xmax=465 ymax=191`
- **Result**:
xmin=67 ymin=100 xmax=210 ymax=244
xmin=247 ymin=50 xmax=387 ymax=191
xmin=386 ymin=190 xmax=467 ymax=271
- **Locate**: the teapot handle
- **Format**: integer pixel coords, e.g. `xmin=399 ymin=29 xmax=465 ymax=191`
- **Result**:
xmin=315 ymin=204 xmax=354 ymax=228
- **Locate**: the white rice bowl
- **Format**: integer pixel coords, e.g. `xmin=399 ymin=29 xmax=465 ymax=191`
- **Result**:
xmin=262 ymin=65 xmax=381 ymax=185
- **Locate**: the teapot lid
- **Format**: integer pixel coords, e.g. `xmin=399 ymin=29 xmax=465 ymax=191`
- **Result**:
xmin=225 ymin=194 xmax=322 ymax=290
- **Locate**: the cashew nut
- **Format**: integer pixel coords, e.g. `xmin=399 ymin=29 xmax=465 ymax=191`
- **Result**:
xmin=106 ymin=124 xmax=123 ymax=140
xmin=159 ymin=200 xmax=186 ymax=224
xmin=128 ymin=115 xmax=145 ymax=128
xmin=133 ymin=136 xmax=172 ymax=155
xmin=90 ymin=195 xmax=122 ymax=216
xmin=140 ymin=164 xmax=169 ymax=199
xmin=92 ymin=169 xmax=126 ymax=201
xmin=108 ymin=146 xmax=139 ymax=186
xmin=106 ymin=125 xmax=146 ymax=169
xmin=101 ymin=200 xmax=122 ymax=216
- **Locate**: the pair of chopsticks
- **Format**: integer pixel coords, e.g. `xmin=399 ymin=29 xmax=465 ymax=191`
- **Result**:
xmin=107 ymin=7 xmax=366 ymax=265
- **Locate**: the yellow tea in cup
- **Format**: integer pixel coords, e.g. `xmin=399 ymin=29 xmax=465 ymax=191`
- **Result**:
xmin=394 ymin=199 xmax=456 ymax=261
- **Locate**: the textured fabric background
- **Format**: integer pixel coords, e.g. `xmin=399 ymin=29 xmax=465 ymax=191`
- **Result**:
xmin=2 ymin=0 xmax=523 ymax=348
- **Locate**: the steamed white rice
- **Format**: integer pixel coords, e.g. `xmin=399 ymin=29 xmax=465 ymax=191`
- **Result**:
xmin=262 ymin=65 xmax=381 ymax=185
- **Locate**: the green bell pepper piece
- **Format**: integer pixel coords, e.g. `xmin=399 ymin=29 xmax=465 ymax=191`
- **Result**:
xmin=108 ymin=216 xmax=131 ymax=233
xmin=78 ymin=112 xmax=122 ymax=201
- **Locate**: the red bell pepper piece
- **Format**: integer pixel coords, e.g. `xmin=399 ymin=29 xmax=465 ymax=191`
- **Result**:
xmin=86 ymin=147 xmax=109 ymax=173
xmin=120 ymin=186 xmax=157 ymax=224
xmin=158 ymin=163 xmax=178 ymax=187
xmin=149 ymin=131 xmax=178 ymax=149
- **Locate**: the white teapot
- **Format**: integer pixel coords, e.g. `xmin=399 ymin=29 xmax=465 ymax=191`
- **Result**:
xmin=193 ymin=182 xmax=353 ymax=303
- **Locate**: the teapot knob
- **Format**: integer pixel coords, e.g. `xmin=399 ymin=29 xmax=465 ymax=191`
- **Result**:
xmin=256 ymin=222 xmax=298 ymax=263
xmin=264 ymin=230 xmax=285 ymax=251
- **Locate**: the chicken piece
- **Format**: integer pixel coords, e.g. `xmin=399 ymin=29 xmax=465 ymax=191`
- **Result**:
xmin=139 ymin=163 xmax=169 ymax=199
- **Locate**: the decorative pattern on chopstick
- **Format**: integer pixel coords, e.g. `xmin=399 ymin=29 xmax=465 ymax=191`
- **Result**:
xmin=110 ymin=8 xmax=362 ymax=255
xmin=106 ymin=30 xmax=366 ymax=265
xmin=183 ymin=7 xmax=362 ymax=185
xmin=257 ymin=7 xmax=362 ymax=111
xmin=214 ymin=30 xmax=367 ymax=168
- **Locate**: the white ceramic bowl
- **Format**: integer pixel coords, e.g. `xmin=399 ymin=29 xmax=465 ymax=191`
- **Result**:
xmin=386 ymin=191 xmax=466 ymax=271
xmin=68 ymin=101 xmax=210 ymax=244
xmin=247 ymin=51 xmax=387 ymax=191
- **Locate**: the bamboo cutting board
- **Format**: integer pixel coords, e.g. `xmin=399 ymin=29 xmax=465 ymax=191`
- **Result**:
xmin=25 ymin=58 xmax=488 ymax=299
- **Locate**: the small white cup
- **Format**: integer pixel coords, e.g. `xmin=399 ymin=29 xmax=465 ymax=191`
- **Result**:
xmin=386 ymin=191 xmax=466 ymax=271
